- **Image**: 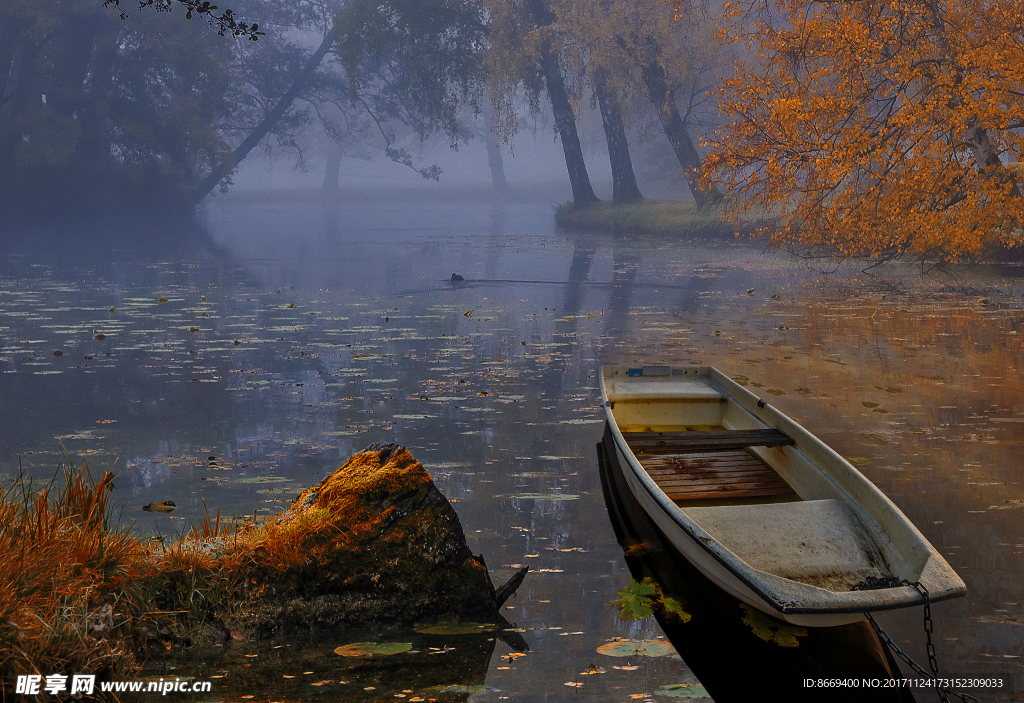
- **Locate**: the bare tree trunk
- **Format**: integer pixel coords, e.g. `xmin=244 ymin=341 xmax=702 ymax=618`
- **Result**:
xmin=593 ymin=65 xmax=643 ymax=204
xmin=322 ymin=150 xmax=342 ymax=191
xmin=528 ymin=0 xmax=599 ymax=208
xmin=190 ymin=30 xmax=335 ymax=207
xmin=483 ymin=101 xmax=509 ymax=194
xmin=621 ymin=36 xmax=720 ymax=207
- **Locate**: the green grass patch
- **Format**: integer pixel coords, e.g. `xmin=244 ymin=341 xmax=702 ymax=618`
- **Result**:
xmin=554 ymin=200 xmax=735 ymax=235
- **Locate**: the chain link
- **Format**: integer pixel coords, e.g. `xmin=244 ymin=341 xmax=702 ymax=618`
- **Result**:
xmin=864 ymin=580 xmax=979 ymax=703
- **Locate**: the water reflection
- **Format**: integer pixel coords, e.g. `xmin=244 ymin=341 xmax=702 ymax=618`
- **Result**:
xmin=1 ymin=191 xmax=1022 ymax=698
xmin=596 ymin=425 xmax=913 ymax=702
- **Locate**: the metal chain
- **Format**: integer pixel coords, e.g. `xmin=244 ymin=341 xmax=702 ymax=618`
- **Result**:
xmin=864 ymin=580 xmax=979 ymax=703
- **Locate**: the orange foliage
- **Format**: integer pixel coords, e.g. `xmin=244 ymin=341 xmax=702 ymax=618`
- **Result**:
xmin=701 ymin=0 xmax=1024 ymax=260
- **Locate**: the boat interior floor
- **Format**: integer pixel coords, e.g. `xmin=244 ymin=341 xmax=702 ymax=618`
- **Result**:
xmin=635 ymin=447 xmax=797 ymax=504
xmin=681 ymin=499 xmax=892 ymax=592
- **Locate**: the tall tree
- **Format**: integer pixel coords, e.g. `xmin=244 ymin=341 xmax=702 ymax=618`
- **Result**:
xmin=487 ymin=0 xmax=600 ymax=207
xmin=0 ymin=0 xmax=236 ymax=212
xmin=553 ymin=0 xmax=723 ymax=205
xmin=705 ymin=0 xmax=1024 ymax=260
xmin=593 ymin=64 xmax=644 ymax=203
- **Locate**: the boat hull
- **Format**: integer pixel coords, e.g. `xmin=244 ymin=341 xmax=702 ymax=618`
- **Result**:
xmin=607 ymin=429 xmax=865 ymax=627
xmin=600 ymin=364 xmax=966 ymax=628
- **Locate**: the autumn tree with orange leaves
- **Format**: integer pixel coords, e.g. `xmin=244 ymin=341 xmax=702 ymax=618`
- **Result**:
xmin=703 ymin=0 xmax=1024 ymax=261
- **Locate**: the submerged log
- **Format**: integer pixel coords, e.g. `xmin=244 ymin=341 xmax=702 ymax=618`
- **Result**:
xmin=224 ymin=442 xmax=511 ymax=637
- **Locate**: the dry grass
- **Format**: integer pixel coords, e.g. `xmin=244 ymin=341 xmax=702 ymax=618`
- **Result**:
xmin=0 ymin=451 xmax=147 ymax=681
xmin=0 ymin=450 xmax=256 ymax=685
xmin=0 ymin=443 xmax=466 ymax=686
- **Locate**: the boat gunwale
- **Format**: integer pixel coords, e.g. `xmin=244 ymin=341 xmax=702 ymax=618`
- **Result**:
xmin=599 ymin=364 xmax=965 ymax=616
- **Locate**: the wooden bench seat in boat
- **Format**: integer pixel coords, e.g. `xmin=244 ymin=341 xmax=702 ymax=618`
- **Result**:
xmin=638 ymin=449 xmax=796 ymax=501
xmin=623 ymin=428 xmax=794 ymax=453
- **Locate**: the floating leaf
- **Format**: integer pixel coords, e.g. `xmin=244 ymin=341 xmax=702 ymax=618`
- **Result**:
xmin=610 ymin=578 xmax=659 ymax=621
xmin=596 ymin=639 xmax=679 ymax=658
xmin=234 ymin=476 xmax=289 ymax=484
xmin=655 ymin=683 xmax=710 ymax=698
xmin=859 ymin=433 xmax=888 ymax=446
xmin=415 ymin=622 xmax=498 ymax=635
xmin=142 ymin=501 xmax=176 ymax=513
xmin=109 ymin=306 xmax=116 ymax=313
xmin=660 ymin=597 xmax=691 ymax=623
xmin=53 ymin=350 xmax=62 ymax=357
xmin=189 ymin=327 xmax=199 ymax=333
xmin=861 ymin=401 xmax=880 ymax=409
xmin=334 ymin=642 xmax=412 ymax=658
xmin=95 ymin=334 xmax=106 ymax=340
xmin=463 ymin=310 xmax=473 ymax=317
xmin=158 ymin=297 xmax=168 ymax=303
xmin=739 ymin=604 xmax=807 ymax=647
xmin=508 ymin=493 xmax=579 ymax=501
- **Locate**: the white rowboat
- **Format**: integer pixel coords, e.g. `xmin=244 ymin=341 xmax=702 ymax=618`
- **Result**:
xmin=600 ymin=364 xmax=966 ymax=627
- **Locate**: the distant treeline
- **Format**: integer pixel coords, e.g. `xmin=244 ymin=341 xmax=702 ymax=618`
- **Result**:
xmin=0 ymin=0 xmax=727 ymax=215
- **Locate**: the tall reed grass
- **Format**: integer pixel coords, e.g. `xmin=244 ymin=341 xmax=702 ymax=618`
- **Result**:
xmin=0 ymin=450 xmax=251 ymax=686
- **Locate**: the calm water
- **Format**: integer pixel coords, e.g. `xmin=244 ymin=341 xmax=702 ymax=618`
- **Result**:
xmin=1 ymin=187 xmax=1022 ymax=701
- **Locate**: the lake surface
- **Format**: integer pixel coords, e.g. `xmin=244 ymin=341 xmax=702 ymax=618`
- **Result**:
xmin=2 ymin=187 xmax=1022 ymax=701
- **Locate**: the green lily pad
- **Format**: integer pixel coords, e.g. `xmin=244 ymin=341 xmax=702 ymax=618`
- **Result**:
xmin=427 ymin=685 xmax=500 ymax=694
xmin=334 ymin=642 xmax=412 ymax=658
xmin=596 ymin=639 xmax=680 ymax=658
xmin=509 ymin=493 xmax=579 ymax=501
xmin=859 ymin=433 xmax=888 ymax=446
xmin=740 ymin=604 xmax=808 ymax=647
xmin=415 ymin=622 xmax=498 ymax=635
xmin=655 ymin=683 xmax=710 ymax=698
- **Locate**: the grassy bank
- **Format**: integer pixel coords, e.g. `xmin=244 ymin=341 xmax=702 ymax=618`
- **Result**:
xmin=554 ymin=199 xmax=772 ymax=237
xmin=0 ymin=455 xmax=250 ymax=686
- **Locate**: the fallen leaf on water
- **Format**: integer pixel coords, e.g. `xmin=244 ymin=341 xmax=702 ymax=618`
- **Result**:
xmin=861 ymin=401 xmax=880 ymax=409
xmin=142 ymin=501 xmax=176 ymax=513
xmin=564 ymin=682 xmax=583 ymax=688
xmin=463 ymin=310 xmax=473 ymax=317
xmin=740 ymin=603 xmax=807 ymax=647
xmin=53 ymin=350 xmax=62 ymax=357
xmin=189 ymin=327 xmax=199 ymax=333
xmin=859 ymin=433 xmax=888 ymax=446
xmin=334 ymin=642 xmax=412 ymax=658
xmin=109 ymin=306 xmax=116 ymax=313
xmin=95 ymin=334 xmax=105 ymax=340
xmin=158 ymin=297 xmax=168 ymax=303
xmin=655 ymin=683 xmax=711 ymax=698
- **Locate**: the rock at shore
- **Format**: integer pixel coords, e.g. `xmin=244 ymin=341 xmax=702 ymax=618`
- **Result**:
xmin=226 ymin=442 xmax=498 ymax=636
